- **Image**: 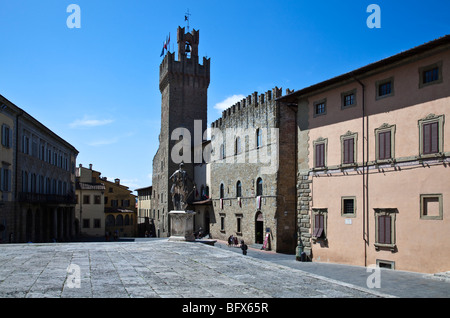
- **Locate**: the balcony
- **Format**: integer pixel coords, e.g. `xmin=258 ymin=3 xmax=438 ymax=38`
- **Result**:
xmin=18 ymin=192 xmax=77 ymax=205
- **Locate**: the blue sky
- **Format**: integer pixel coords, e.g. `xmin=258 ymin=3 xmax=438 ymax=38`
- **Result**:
xmin=1 ymin=0 xmax=449 ymax=192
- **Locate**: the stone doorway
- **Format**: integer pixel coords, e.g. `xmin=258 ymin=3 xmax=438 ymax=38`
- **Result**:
xmin=255 ymin=211 xmax=264 ymax=244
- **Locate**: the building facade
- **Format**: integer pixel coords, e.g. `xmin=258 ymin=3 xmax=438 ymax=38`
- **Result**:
xmin=208 ymin=88 xmax=297 ymax=253
xmin=151 ymin=26 xmax=210 ymax=238
xmin=0 ymin=100 xmax=14 ymax=243
xmin=101 ymin=172 xmax=137 ymax=238
xmin=278 ymin=35 xmax=450 ymax=273
xmin=191 ymin=141 xmax=212 ymax=236
xmin=75 ymin=165 xmax=106 ymax=238
xmin=0 ymin=95 xmax=78 ymax=243
xmin=136 ymin=186 xmax=155 ymax=237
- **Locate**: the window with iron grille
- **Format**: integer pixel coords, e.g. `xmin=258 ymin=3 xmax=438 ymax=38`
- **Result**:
xmin=341 ymin=197 xmax=356 ymax=217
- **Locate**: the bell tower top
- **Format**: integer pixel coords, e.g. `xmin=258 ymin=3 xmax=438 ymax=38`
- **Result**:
xmin=159 ymin=26 xmax=210 ymax=93
xmin=177 ymin=26 xmax=199 ymax=62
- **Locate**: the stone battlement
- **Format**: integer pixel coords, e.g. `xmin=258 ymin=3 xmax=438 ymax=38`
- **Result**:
xmin=211 ymin=87 xmax=293 ymax=129
xmin=159 ymin=51 xmax=210 ymax=92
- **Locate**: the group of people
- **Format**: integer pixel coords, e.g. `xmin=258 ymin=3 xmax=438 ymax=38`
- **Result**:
xmin=105 ymin=230 xmax=119 ymax=241
xmin=227 ymin=235 xmax=248 ymax=255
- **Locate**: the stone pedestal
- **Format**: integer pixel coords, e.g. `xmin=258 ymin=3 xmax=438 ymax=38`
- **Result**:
xmin=168 ymin=210 xmax=196 ymax=242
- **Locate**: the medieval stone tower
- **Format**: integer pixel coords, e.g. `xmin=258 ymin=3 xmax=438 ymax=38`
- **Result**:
xmin=152 ymin=26 xmax=210 ymax=237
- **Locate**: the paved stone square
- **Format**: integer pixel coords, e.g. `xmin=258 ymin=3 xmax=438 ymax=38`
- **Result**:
xmin=0 ymin=239 xmax=391 ymax=299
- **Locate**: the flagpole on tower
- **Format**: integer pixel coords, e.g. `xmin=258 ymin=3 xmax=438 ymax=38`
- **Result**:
xmin=184 ymin=9 xmax=191 ymax=32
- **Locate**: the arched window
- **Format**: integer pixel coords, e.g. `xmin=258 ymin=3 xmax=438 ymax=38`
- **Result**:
xmin=256 ymin=178 xmax=263 ymax=196
xmin=256 ymin=128 xmax=262 ymax=148
xmin=220 ymin=184 xmax=224 ymax=199
xmin=236 ymin=181 xmax=242 ymax=198
xmin=124 ymin=215 xmax=130 ymax=225
xmin=116 ymin=214 xmax=123 ymax=226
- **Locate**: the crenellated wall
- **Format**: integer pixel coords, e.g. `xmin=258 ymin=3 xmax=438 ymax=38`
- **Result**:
xmin=209 ymin=86 xmax=298 ymax=253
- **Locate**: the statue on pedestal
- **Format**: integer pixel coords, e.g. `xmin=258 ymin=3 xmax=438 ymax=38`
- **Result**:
xmin=170 ymin=162 xmax=195 ymax=211
xmin=168 ymin=162 xmax=196 ymax=242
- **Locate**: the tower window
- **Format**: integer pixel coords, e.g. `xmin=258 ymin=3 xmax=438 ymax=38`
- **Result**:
xmin=256 ymin=178 xmax=263 ymax=196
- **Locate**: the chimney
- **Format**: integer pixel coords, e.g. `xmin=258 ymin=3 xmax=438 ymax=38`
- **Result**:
xmin=115 ymin=178 xmax=120 ymax=185
xmin=89 ymin=164 xmax=93 ymax=170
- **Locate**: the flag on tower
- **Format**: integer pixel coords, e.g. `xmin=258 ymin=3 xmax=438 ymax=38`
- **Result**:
xmin=160 ymin=33 xmax=171 ymax=57
xmin=160 ymin=42 xmax=165 ymax=57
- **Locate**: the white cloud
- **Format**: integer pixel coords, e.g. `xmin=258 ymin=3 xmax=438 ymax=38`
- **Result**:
xmin=87 ymin=137 xmax=119 ymax=146
xmin=213 ymin=94 xmax=245 ymax=112
xmin=69 ymin=116 xmax=114 ymax=128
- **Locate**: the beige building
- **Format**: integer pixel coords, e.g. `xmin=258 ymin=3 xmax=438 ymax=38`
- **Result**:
xmin=75 ymin=165 xmax=105 ymax=238
xmin=101 ymin=173 xmax=137 ymax=238
xmin=136 ymin=186 xmax=155 ymax=236
xmin=0 ymin=95 xmax=78 ymax=243
xmin=0 ymin=100 xmax=14 ymax=243
xmin=278 ymin=35 xmax=450 ymax=273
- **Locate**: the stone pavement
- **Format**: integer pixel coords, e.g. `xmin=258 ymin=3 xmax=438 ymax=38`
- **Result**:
xmin=0 ymin=238 xmax=448 ymax=299
xmin=0 ymin=239 xmax=388 ymax=299
xmin=214 ymin=240 xmax=450 ymax=298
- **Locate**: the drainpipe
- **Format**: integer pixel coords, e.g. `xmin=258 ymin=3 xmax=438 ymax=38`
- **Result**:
xmin=14 ymin=111 xmax=23 ymax=200
xmin=354 ymin=76 xmax=369 ymax=267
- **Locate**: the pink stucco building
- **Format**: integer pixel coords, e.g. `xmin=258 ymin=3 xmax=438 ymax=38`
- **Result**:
xmin=279 ymin=35 xmax=450 ymax=273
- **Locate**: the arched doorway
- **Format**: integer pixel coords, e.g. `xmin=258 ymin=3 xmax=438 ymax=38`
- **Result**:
xmin=255 ymin=211 xmax=264 ymax=244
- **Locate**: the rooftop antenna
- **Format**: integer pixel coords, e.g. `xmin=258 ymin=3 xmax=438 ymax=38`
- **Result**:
xmin=184 ymin=9 xmax=191 ymax=32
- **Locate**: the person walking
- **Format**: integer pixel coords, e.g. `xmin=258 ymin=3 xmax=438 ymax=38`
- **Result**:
xmin=228 ymin=235 xmax=233 ymax=247
xmin=240 ymin=240 xmax=248 ymax=255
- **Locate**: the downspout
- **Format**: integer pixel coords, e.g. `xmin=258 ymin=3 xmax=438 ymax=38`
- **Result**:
xmin=14 ymin=111 xmax=23 ymax=199
xmin=354 ymin=76 xmax=368 ymax=267
xmin=13 ymin=111 xmax=23 ymax=243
